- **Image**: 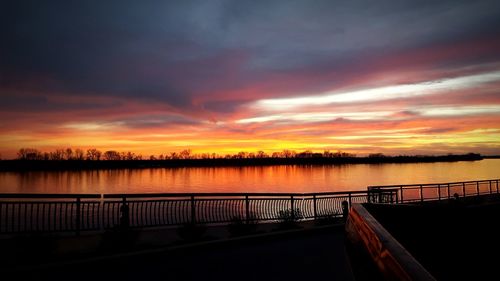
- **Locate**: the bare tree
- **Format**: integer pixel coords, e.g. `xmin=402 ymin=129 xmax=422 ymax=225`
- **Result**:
xmin=236 ymin=151 xmax=248 ymax=159
xmin=64 ymin=148 xmax=73 ymax=160
xmin=74 ymin=149 xmax=84 ymax=160
xmin=256 ymin=151 xmax=268 ymax=158
xmin=50 ymin=149 xmax=65 ymax=160
xmin=17 ymin=148 xmax=43 ymax=160
xmin=179 ymin=149 xmax=192 ymax=159
xmin=103 ymin=150 xmax=121 ymax=160
xmin=86 ymin=148 xmax=102 ymax=160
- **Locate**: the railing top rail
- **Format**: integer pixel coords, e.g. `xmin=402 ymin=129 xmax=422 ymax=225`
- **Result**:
xmin=0 ymin=193 xmax=100 ymax=199
xmin=102 ymin=190 xmax=369 ymax=198
xmin=367 ymin=178 xmax=500 ymax=190
xmin=0 ymin=190 xmax=369 ymax=199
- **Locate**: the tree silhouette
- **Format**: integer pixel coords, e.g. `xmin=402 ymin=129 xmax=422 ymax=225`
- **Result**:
xmin=86 ymin=148 xmax=102 ymax=160
xmin=17 ymin=148 xmax=43 ymax=160
xmin=103 ymin=150 xmax=121 ymax=160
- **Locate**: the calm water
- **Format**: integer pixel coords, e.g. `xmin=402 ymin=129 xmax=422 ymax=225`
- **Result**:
xmin=0 ymin=159 xmax=499 ymax=194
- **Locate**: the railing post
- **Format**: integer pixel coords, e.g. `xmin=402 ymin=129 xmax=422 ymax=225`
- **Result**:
xmin=497 ymin=180 xmax=499 ymax=193
xmin=342 ymin=200 xmax=349 ymax=222
xmin=420 ymin=185 xmax=424 ymax=202
xmin=313 ymin=194 xmax=317 ymax=220
xmin=476 ymin=181 xmax=480 ymax=196
xmin=290 ymin=195 xmax=295 ymax=221
xmin=120 ymin=196 xmax=129 ymax=230
xmin=245 ymin=195 xmax=250 ymax=223
xmin=437 ymin=185 xmax=441 ymax=201
xmin=400 ymin=186 xmax=404 ymax=203
xmin=447 ymin=184 xmax=451 ymax=199
xmin=462 ymin=182 xmax=466 ymax=198
xmin=75 ymin=197 xmax=81 ymax=236
xmin=348 ymin=193 xmax=352 ymax=206
xmin=190 ymin=195 xmax=196 ymax=224
xmin=489 ymin=181 xmax=492 ymax=194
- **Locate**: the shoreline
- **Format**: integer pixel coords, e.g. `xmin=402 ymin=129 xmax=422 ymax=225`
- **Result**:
xmin=0 ymin=153 xmax=484 ymax=171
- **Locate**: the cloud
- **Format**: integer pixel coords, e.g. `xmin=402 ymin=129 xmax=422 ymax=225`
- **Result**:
xmin=2 ymin=1 xmax=500 ymax=157
xmin=253 ymin=71 xmax=500 ymax=110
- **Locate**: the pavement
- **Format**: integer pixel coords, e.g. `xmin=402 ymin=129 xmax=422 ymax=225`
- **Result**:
xmin=5 ymin=223 xmax=354 ymax=281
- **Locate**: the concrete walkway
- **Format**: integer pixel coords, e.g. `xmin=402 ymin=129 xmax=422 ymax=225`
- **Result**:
xmin=12 ymin=226 xmax=354 ymax=281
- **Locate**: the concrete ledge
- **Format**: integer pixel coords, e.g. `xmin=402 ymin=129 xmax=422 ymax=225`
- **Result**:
xmin=345 ymin=204 xmax=435 ymax=281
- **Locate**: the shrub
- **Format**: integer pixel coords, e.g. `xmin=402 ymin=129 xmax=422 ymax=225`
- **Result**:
xmin=177 ymin=223 xmax=207 ymax=241
xmin=315 ymin=210 xmax=342 ymax=225
xmin=277 ymin=208 xmax=303 ymax=229
xmin=228 ymin=215 xmax=258 ymax=237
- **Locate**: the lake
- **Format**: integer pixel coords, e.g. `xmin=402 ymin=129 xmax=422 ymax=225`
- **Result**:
xmin=0 ymin=159 xmax=499 ymax=194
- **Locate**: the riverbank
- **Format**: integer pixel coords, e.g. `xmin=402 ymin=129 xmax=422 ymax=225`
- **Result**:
xmin=0 ymin=153 xmax=483 ymax=171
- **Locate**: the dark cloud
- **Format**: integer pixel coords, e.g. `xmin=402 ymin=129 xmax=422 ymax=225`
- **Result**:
xmin=114 ymin=115 xmax=203 ymax=129
xmin=202 ymin=100 xmax=247 ymax=113
xmin=2 ymin=0 xmax=500 ymax=114
xmin=0 ymin=95 xmax=121 ymax=112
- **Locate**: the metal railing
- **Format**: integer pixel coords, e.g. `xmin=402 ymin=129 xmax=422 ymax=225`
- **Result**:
xmin=0 ymin=191 xmax=371 ymax=235
xmin=0 ymin=194 xmax=101 ymax=235
xmin=368 ymin=179 xmax=500 ymax=203
xmin=1 ymin=179 xmax=497 ymax=235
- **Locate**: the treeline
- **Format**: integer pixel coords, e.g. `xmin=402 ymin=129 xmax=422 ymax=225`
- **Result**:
xmin=1 ymin=149 xmax=483 ymax=171
xmin=15 ymin=147 xmax=357 ymax=161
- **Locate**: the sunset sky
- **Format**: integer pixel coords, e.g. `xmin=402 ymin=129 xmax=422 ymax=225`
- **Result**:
xmin=1 ymin=0 xmax=500 ymax=158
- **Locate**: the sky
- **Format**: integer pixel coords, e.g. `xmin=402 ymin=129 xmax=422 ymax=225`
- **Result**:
xmin=1 ymin=0 xmax=500 ymax=158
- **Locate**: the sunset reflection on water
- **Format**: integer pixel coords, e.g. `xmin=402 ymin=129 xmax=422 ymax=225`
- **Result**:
xmin=0 ymin=159 xmax=499 ymax=194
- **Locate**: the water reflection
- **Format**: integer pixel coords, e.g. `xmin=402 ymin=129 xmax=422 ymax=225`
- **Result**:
xmin=0 ymin=159 xmax=498 ymax=194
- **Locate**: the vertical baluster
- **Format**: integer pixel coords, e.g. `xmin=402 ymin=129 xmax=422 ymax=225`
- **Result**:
xmin=141 ymin=201 xmax=146 ymax=227
xmin=23 ymin=203 xmax=28 ymax=232
xmin=53 ymin=202 xmax=58 ymax=232
xmin=75 ymin=198 xmax=81 ymax=235
xmin=17 ymin=203 xmax=21 ymax=232
xmin=41 ymin=203 xmax=46 ymax=232
xmin=160 ymin=201 xmax=165 ymax=225
xmin=36 ymin=203 xmax=40 ymax=232
xmin=58 ymin=202 xmax=63 ymax=231
xmin=7 ymin=203 xmax=11 ymax=233
xmin=153 ymin=200 xmax=157 ymax=225
xmin=313 ymin=195 xmax=317 ymax=220
xmin=29 ymin=203 xmax=34 ymax=232
xmin=66 ymin=202 xmax=71 ymax=231
xmin=0 ymin=203 xmax=3 ymax=233
xmin=245 ymin=195 xmax=250 ymax=223
xmin=91 ymin=202 xmax=95 ymax=229
xmin=190 ymin=196 xmax=196 ymax=224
